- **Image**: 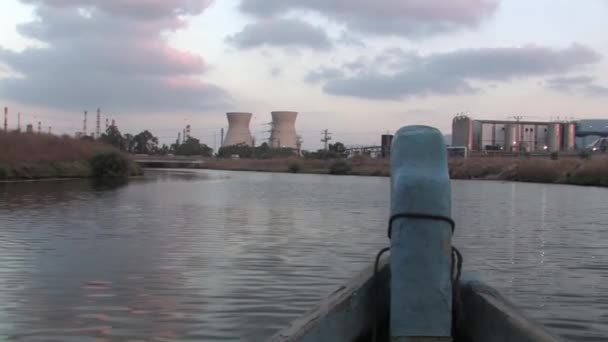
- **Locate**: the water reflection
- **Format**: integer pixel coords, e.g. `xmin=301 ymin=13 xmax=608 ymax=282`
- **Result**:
xmin=0 ymin=170 xmax=606 ymax=341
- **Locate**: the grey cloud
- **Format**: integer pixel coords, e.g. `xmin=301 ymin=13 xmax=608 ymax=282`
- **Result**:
xmin=546 ymin=76 xmax=608 ymax=96
xmin=337 ymin=30 xmax=366 ymax=48
xmin=308 ymin=44 xmax=601 ymax=100
xmin=226 ymin=18 xmax=332 ymax=50
xmin=304 ymin=67 xmax=344 ymax=84
xmin=239 ymin=0 xmax=500 ymax=38
xmin=0 ymin=1 xmax=229 ymax=111
xmin=21 ymin=0 xmax=211 ymax=21
xmin=269 ymin=66 xmax=282 ymax=77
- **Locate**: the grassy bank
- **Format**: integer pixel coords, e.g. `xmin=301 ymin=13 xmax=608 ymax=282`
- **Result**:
xmin=0 ymin=132 xmax=142 ymax=180
xmin=199 ymin=155 xmax=608 ymax=187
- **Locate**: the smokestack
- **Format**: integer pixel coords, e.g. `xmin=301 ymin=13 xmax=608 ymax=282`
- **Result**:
xmin=177 ymin=131 xmax=181 ymax=145
xmin=38 ymin=121 xmax=42 ymax=134
xmin=105 ymin=118 xmax=109 ymax=129
xmin=48 ymin=126 xmax=52 ymax=135
xmin=111 ymin=119 xmax=115 ymax=128
xmin=186 ymin=125 xmax=191 ymax=139
xmin=220 ymin=128 xmax=224 ymax=147
xmin=17 ymin=112 xmax=21 ymax=132
xmin=83 ymin=110 xmax=88 ymax=136
xmin=96 ymin=108 xmax=101 ymax=138
xmin=183 ymin=128 xmax=186 ymax=142
xmin=3 ymin=107 xmax=7 ymax=132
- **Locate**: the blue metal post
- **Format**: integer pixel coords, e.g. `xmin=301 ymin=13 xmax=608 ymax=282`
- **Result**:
xmin=390 ymin=126 xmax=453 ymax=341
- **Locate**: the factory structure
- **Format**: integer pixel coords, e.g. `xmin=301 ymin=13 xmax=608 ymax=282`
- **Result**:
xmin=224 ymin=112 xmax=254 ymax=146
xmin=452 ymin=114 xmax=608 ymax=153
xmin=222 ymin=111 xmax=300 ymax=150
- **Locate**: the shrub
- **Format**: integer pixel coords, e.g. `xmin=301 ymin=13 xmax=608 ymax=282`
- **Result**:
xmin=0 ymin=163 xmax=10 ymax=180
xmin=550 ymin=152 xmax=559 ymax=160
xmin=89 ymin=150 xmax=130 ymax=178
xmin=578 ymin=150 xmax=592 ymax=160
xmin=329 ymin=160 xmax=352 ymax=175
xmin=288 ymin=162 xmax=301 ymax=173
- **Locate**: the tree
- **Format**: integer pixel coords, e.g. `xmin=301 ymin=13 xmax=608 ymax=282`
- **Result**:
xmin=124 ymin=133 xmax=134 ymax=153
xmin=131 ymin=130 xmax=158 ymax=154
xmin=100 ymin=125 xmax=126 ymax=151
xmin=174 ymin=137 xmax=213 ymax=157
xmin=329 ymin=142 xmax=346 ymax=154
xmin=159 ymin=144 xmax=170 ymax=155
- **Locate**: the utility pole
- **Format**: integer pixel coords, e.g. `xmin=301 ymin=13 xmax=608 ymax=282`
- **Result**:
xmin=83 ymin=110 xmax=88 ymax=136
xmin=252 ymin=137 xmax=256 ymax=158
xmin=296 ymin=135 xmax=303 ymax=156
xmin=96 ymin=108 xmax=101 ymax=138
xmin=214 ymin=132 xmax=217 ymax=152
xmin=3 ymin=107 xmax=7 ymax=132
xmin=177 ymin=131 xmax=181 ymax=145
xmin=220 ymin=128 xmax=224 ymax=147
xmin=321 ymin=129 xmax=332 ymax=151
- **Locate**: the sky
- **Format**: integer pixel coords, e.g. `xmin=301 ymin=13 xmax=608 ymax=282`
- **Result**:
xmin=0 ymin=0 xmax=607 ymax=149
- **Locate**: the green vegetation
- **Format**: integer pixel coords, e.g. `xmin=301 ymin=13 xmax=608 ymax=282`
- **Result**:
xmin=217 ymin=142 xmax=295 ymax=159
xmin=174 ymin=137 xmax=213 ymax=157
xmin=99 ymin=126 xmax=212 ymax=157
xmin=201 ymin=154 xmax=608 ymax=187
xmin=329 ymin=160 xmax=352 ymax=175
xmin=0 ymin=131 xmax=141 ymax=181
xmin=90 ymin=151 xmax=130 ymax=178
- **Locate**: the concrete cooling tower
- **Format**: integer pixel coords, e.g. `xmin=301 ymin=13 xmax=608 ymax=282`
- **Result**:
xmin=224 ymin=112 xmax=254 ymax=146
xmin=269 ymin=111 xmax=298 ymax=149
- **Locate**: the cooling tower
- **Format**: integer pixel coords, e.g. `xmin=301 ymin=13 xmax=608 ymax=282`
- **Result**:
xmin=269 ymin=111 xmax=298 ymax=149
xmin=224 ymin=112 xmax=254 ymax=147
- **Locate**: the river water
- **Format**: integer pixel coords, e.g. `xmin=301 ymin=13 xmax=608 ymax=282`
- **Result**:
xmin=0 ymin=169 xmax=606 ymax=341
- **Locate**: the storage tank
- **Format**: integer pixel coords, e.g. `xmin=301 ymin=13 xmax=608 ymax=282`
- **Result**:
xmin=547 ymin=123 xmax=563 ymax=152
xmin=451 ymin=115 xmax=474 ymax=151
xmin=224 ymin=112 xmax=254 ymax=147
xmin=381 ymin=134 xmax=393 ymax=158
xmin=562 ymin=122 xmax=576 ymax=151
xmin=269 ymin=111 xmax=298 ymax=149
xmin=504 ymin=124 xmax=519 ymax=152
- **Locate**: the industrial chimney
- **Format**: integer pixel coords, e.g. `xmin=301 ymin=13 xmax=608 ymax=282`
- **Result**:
xmin=224 ymin=112 xmax=254 ymax=146
xmin=270 ymin=111 xmax=298 ymax=149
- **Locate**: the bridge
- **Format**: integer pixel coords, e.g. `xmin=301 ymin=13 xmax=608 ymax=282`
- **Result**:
xmin=131 ymin=155 xmax=205 ymax=168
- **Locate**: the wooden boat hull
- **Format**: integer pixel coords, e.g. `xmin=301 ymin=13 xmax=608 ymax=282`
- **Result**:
xmin=269 ymin=257 xmax=560 ymax=342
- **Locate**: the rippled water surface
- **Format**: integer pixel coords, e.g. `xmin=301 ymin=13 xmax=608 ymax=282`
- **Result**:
xmin=0 ymin=169 xmax=606 ymax=341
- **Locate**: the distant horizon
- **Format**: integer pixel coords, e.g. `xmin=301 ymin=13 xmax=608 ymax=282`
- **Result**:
xmin=1 ymin=0 xmax=607 ymax=149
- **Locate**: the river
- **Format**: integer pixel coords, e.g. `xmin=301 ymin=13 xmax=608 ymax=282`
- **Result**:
xmin=0 ymin=169 xmax=606 ymax=341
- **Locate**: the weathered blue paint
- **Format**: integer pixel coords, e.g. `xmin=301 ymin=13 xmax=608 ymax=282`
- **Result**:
xmin=390 ymin=126 xmax=453 ymax=339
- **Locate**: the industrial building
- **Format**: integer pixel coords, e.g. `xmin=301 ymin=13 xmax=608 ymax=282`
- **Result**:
xmin=224 ymin=112 xmax=254 ymax=146
xmin=452 ymin=115 xmax=608 ymax=153
xmin=269 ymin=111 xmax=299 ymax=149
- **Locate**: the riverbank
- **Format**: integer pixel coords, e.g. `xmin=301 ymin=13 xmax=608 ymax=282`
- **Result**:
xmin=0 ymin=132 xmax=142 ymax=180
xmin=197 ymin=156 xmax=608 ymax=186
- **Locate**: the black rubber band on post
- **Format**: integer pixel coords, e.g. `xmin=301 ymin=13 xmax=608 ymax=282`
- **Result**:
xmin=388 ymin=213 xmax=455 ymax=239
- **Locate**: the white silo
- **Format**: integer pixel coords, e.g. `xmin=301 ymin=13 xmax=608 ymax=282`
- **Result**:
xmin=224 ymin=112 xmax=254 ymax=147
xmin=269 ymin=111 xmax=298 ymax=149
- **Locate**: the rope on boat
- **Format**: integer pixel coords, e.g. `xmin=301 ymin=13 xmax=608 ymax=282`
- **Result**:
xmin=372 ymin=213 xmax=463 ymax=342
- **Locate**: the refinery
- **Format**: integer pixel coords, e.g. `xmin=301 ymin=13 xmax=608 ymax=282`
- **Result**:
xmin=452 ymin=114 xmax=608 ymax=153
xmin=3 ymin=104 xmax=608 ymax=155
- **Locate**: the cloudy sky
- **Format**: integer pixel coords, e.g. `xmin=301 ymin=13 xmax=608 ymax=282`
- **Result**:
xmin=1 ymin=0 xmax=607 ymax=149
